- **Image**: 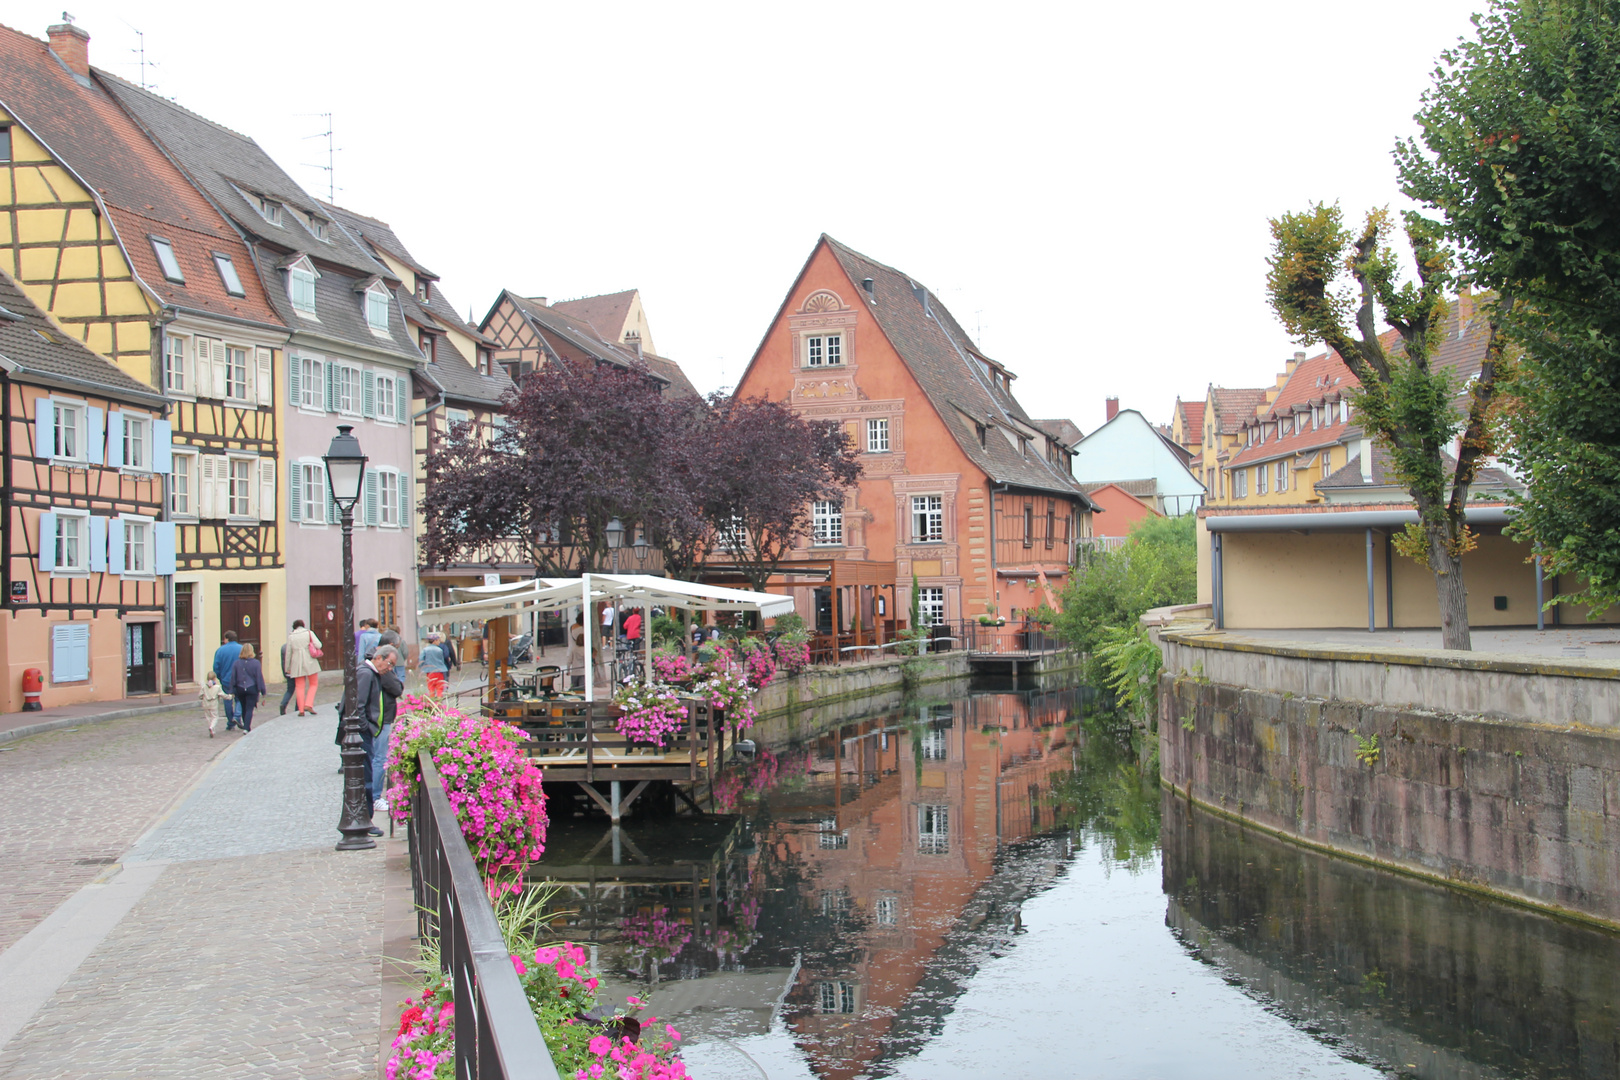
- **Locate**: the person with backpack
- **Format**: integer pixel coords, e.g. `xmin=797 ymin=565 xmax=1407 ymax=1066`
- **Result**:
xmin=356 ymin=645 xmax=401 ymax=833
xmin=285 ymin=619 xmax=324 ymax=715
xmin=230 ymin=644 xmax=269 ymax=733
xmin=213 ymin=630 xmax=242 ymax=731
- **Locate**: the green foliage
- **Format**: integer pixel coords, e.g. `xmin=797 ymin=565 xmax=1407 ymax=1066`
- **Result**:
xmin=771 ymin=612 xmax=807 ymax=636
xmin=650 ymin=615 xmax=685 ymax=648
xmin=1052 ymin=514 xmax=1196 ymax=690
xmin=1045 ymin=728 xmax=1161 ymax=871
xmin=1095 ymin=623 xmax=1164 ymax=722
xmin=1355 ymin=732 xmax=1381 ymax=766
xmin=1398 ymin=0 xmax=1620 ymax=614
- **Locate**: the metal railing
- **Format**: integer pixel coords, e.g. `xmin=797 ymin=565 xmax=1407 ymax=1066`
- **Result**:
xmin=409 ymin=752 xmax=561 ymax=1080
xmin=955 ymin=620 xmax=1065 ymax=655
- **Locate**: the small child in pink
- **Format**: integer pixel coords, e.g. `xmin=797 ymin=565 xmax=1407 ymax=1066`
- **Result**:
xmin=200 ymin=671 xmax=223 ymax=737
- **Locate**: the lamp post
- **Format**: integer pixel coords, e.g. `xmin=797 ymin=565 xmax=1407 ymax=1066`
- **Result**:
xmin=326 ymin=425 xmax=373 ymax=852
xmin=605 ymin=517 xmax=624 ymax=573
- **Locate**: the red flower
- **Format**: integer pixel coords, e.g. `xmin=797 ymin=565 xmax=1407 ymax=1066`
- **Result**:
xmin=397 ymin=1006 xmax=426 ymax=1035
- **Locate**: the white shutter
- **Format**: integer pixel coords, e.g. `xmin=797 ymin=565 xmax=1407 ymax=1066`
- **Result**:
xmin=107 ymin=517 xmax=125 ymax=574
xmin=37 ymin=511 xmax=56 ymax=571
xmin=255 ymin=346 xmax=273 ymax=404
xmin=212 ymin=345 xmax=227 ymax=402
xmin=258 ymin=458 xmax=276 ymax=522
xmin=194 ymin=338 xmax=214 ymax=398
xmin=153 ymin=419 xmax=173 ymax=473
xmin=200 ymin=455 xmax=220 ymax=518
xmin=289 ymin=461 xmax=303 ymax=522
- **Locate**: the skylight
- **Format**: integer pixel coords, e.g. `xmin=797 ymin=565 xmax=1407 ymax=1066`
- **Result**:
xmin=150 ymin=237 xmax=184 ymax=282
xmin=214 ymin=254 xmax=245 ymax=297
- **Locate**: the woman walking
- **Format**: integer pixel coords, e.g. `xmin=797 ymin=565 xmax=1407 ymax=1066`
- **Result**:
xmin=420 ymin=632 xmax=449 ymax=699
xmin=285 ymin=619 xmax=324 ymax=715
xmin=230 ymin=644 xmax=269 ymax=733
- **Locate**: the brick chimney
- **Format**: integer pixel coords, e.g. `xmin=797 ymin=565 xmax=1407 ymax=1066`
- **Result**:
xmin=47 ymin=22 xmax=90 ymax=78
xmin=1105 ymin=397 xmax=1119 ymax=422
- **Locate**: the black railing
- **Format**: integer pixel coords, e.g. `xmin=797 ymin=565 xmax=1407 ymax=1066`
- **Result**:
xmin=956 ymin=620 xmax=1065 ymax=655
xmin=410 ymin=752 xmax=561 ymax=1080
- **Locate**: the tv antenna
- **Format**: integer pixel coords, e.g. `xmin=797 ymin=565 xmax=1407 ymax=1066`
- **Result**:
xmin=120 ymin=21 xmax=157 ymax=90
xmin=299 ymin=113 xmax=338 ymax=203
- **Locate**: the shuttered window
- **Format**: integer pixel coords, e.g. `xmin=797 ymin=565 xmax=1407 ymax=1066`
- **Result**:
xmin=51 ymin=623 xmax=90 ymax=683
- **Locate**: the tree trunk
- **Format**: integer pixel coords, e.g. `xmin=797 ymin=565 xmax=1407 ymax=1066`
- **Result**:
xmin=1427 ymin=532 xmax=1472 ymax=651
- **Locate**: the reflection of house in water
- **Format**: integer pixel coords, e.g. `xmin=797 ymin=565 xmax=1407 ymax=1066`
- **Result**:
xmin=768 ymin=689 xmax=1082 ymax=1080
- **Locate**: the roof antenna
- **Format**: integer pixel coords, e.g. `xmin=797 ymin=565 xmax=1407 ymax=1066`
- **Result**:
xmin=119 ymin=20 xmax=158 ymax=90
xmin=299 ymin=113 xmax=337 ymax=203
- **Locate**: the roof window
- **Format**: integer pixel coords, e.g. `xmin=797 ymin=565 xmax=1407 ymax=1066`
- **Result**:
xmin=417 ymin=279 xmax=431 ymax=303
xmin=308 ymin=217 xmax=328 ymax=242
xmin=213 ymin=254 xmax=245 ymax=297
xmin=256 ymin=197 xmax=283 ymax=226
xmin=365 ymin=283 xmax=391 ymax=333
xmin=150 ymin=237 xmax=184 ymax=283
xmin=0 ymin=125 xmax=11 ymax=164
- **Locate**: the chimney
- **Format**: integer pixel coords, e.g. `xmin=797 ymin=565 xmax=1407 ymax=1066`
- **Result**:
xmin=861 ymin=277 xmax=875 ymax=301
xmin=47 ymin=22 xmax=90 ymax=78
xmin=625 ymin=330 xmax=643 ymax=360
xmin=1105 ymin=397 xmax=1119 ymax=422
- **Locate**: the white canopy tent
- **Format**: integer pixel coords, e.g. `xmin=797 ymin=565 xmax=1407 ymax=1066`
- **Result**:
xmin=419 ymin=573 xmax=795 ymax=702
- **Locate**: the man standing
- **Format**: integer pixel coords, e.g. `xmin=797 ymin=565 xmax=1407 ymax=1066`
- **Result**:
xmin=358 ymin=619 xmax=382 ymax=662
xmin=212 ymin=631 xmax=242 ymax=731
xmin=355 ymin=645 xmax=400 ymax=838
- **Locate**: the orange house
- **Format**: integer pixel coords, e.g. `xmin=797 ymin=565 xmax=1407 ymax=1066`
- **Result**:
xmin=1082 ymin=481 xmax=1163 ymax=540
xmin=732 ymin=236 xmax=1095 ymax=629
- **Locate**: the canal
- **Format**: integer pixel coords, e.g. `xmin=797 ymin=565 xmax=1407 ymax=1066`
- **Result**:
xmin=530 ymin=675 xmax=1620 ymax=1079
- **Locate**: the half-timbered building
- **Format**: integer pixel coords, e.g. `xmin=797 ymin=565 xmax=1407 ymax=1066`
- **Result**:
xmin=0 ymin=270 xmax=173 ymax=710
xmin=729 ymin=235 xmax=1096 ymax=630
xmin=101 ymin=76 xmax=428 ymax=661
xmin=0 ymin=23 xmax=290 ymax=687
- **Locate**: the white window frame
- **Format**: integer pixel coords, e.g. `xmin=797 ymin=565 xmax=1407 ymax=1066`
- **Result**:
xmin=227 ymin=456 xmax=255 ymax=519
xmin=257 ymin=196 xmax=283 ymax=226
xmin=378 ymin=467 xmax=400 ymax=528
xmin=296 ymin=354 xmax=325 ymax=412
xmin=170 ymin=450 xmax=197 ymax=518
xmin=1340 ymin=399 xmax=1350 ymax=423
xmin=805 ymin=333 xmax=843 ymax=368
xmin=164 ymin=332 xmax=190 ymax=396
xmin=1257 ymin=463 xmax=1268 ymax=494
xmin=1234 ymin=468 xmax=1249 ymax=498
xmin=812 ymin=499 xmax=843 ymax=546
xmin=365 ymin=285 xmax=391 ymax=334
xmin=214 ymin=253 xmax=245 ymax=297
xmin=911 ymin=495 xmax=943 ymax=543
xmin=335 ymin=363 xmax=360 ymax=416
xmin=866 ymin=417 xmax=889 ymax=453
xmin=1275 ymin=460 xmax=1288 ymax=493
xmin=875 ymin=895 xmax=899 ymax=926
xmin=222 ymin=344 xmax=250 ymax=402
xmin=121 ymin=413 xmax=150 ymax=472
xmin=917 ymin=586 xmax=945 ymax=627
xmin=376 ymin=374 xmax=398 ymax=424
xmin=817 ymin=981 xmax=857 ymax=1015
xmin=289 ymin=263 xmax=317 ymax=315
xmin=297 ymin=460 xmax=327 ymax=525
xmin=1321 ymin=452 xmax=1333 ymax=481
xmin=150 ymin=236 xmax=184 ymax=282
xmin=121 ymin=514 xmax=154 ymax=577
xmin=53 ymin=509 xmax=90 ymax=574
xmin=51 ymin=399 xmax=86 ymax=462
xmin=918 ymin=803 xmax=950 ymax=854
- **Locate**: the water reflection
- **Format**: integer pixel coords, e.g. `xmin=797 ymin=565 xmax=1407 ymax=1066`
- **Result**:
xmin=530 ymin=679 xmax=1620 ymax=1079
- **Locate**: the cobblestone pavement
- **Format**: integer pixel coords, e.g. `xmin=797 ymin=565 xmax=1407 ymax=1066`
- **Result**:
xmin=0 ymin=847 xmax=385 ymax=1079
xmin=0 ymin=708 xmax=228 ymax=954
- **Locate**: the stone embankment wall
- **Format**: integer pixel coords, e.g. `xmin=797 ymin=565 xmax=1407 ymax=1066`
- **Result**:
xmin=1155 ymin=629 xmax=1620 ymax=929
xmin=755 ymin=653 xmax=970 ymax=721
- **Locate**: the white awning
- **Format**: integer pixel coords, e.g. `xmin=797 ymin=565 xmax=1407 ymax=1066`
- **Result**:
xmin=420 ymin=573 xmax=795 ymax=624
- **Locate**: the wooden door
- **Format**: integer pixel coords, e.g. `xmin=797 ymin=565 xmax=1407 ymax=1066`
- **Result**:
xmin=174 ymin=584 xmax=194 ymax=683
xmin=310 ymin=585 xmax=345 ymax=671
xmin=219 ymin=584 xmax=261 ymax=657
xmin=125 ymin=622 xmax=156 ymax=694
xmin=378 ymin=578 xmax=399 ymax=633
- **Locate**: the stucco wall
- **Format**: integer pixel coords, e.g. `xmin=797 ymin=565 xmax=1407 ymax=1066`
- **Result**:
xmin=1156 ymin=630 xmax=1620 ymax=927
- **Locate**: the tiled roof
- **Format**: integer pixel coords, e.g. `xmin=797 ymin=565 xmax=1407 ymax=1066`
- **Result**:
xmin=1317 ymin=442 xmax=1514 ymax=491
xmin=552 ymin=290 xmax=636 ymax=343
xmin=1176 ymin=398 xmax=1204 ymax=442
xmin=1081 ymin=478 xmax=1158 ymax=499
xmin=819 ymin=236 xmax=1094 ymax=505
xmin=1207 ymin=387 xmax=1269 ymax=434
xmin=0 ymin=269 xmax=165 ymax=405
xmin=0 ymin=26 xmax=281 ymax=327
xmin=502 ymin=293 xmax=699 ymax=400
xmin=640 ymin=352 xmax=700 ymax=400
xmin=1033 ymin=418 xmax=1084 ymax=446
xmin=418 ymin=350 xmax=513 ymax=406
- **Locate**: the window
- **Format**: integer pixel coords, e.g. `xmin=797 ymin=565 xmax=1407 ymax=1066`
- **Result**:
xmin=1275 ymin=460 xmax=1288 ymax=493
xmin=818 ymin=982 xmax=856 ymax=1015
xmin=171 ymin=452 xmax=195 ymax=516
xmin=291 ymin=461 xmax=326 ymax=524
xmin=806 ymin=333 xmax=842 ymax=367
xmin=1234 ymin=468 xmax=1248 ymax=498
xmin=911 ymin=495 xmax=943 ymax=543
xmin=123 ymin=518 xmax=152 ymax=575
xmin=875 ymin=895 xmax=898 ymax=926
xmin=918 ymin=586 xmax=944 ymax=626
xmin=54 ymin=511 xmax=87 ymax=572
xmin=1023 ymin=503 xmax=1034 ymax=548
xmin=290 ymin=264 xmax=316 ymax=314
xmin=817 ymin=819 xmax=848 ymax=850
xmin=379 ymin=468 xmax=399 ymax=526
xmin=229 ymin=458 xmax=253 ymax=517
xmin=918 ymin=804 xmax=950 ymax=854
xmin=420 ymin=333 xmax=435 ymax=361
xmin=53 ymin=401 xmax=83 ymax=460
xmin=293 ymin=354 xmax=324 ymax=410
xmin=921 ymin=726 xmax=948 ymax=760
xmin=417 ymin=279 xmax=431 ymax=303
xmin=866 ymin=418 xmax=889 ymax=453
xmin=0 ymin=126 xmax=10 ymax=163
xmin=1340 ymin=400 xmax=1350 ymax=423
xmin=812 ymin=499 xmax=843 ymax=546
xmin=308 ymin=217 xmax=328 ymax=242
xmin=51 ymin=623 xmax=90 ymax=683
xmin=365 ymin=285 xmax=390 ymax=332
xmin=214 ymin=254 xmax=245 ymax=296
xmin=164 ymin=333 xmax=188 ymax=394
xmin=333 ymin=364 xmax=359 ymax=414
xmin=150 ymin=237 xmax=184 ymax=282
xmin=1313 ymin=405 xmax=1322 ymax=428
xmin=1046 ymin=502 xmax=1056 ymax=549
xmin=376 ymin=374 xmax=397 ymax=421
xmin=223 ymin=345 xmax=249 ymax=400
xmin=1257 ymin=463 xmax=1268 ymax=494
xmin=445 ymin=407 xmax=470 ymax=430
xmin=122 ymin=413 xmax=149 ymax=471
xmin=257 ymin=196 xmax=283 ymax=226
xmin=1321 ymin=451 xmax=1333 ymax=481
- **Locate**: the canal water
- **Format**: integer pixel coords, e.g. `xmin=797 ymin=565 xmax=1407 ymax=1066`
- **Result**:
xmin=531 ymin=676 xmax=1620 ymax=1079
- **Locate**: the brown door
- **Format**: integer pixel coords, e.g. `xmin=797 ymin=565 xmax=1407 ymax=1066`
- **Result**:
xmin=378 ymin=578 xmax=399 ymax=633
xmin=125 ymin=622 xmax=156 ymax=694
xmin=310 ymin=585 xmax=345 ymax=671
xmin=174 ymin=584 xmax=194 ymax=683
xmin=219 ymin=584 xmax=261 ymax=657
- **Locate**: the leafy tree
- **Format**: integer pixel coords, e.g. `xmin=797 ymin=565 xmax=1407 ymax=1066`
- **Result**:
xmin=704 ymin=394 xmax=862 ymax=596
xmin=1266 ymin=203 xmax=1512 ymax=650
xmin=1396 ymin=0 xmax=1620 ymax=613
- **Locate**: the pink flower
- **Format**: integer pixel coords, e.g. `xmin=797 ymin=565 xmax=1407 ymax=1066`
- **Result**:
xmin=665 ymin=1025 xmax=681 ymax=1041
xmin=589 ymin=1035 xmax=612 ymax=1056
xmin=557 ymin=960 xmax=575 ymax=980
xmin=510 ymin=954 xmax=527 ymax=976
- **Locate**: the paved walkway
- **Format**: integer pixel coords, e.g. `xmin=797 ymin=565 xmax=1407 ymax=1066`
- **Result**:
xmin=0 ymin=689 xmax=396 ymax=1079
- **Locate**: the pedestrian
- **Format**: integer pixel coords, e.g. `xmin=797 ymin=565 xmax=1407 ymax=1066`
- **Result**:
xmin=358 ymin=619 xmax=381 ymax=662
xmin=623 ymin=608 xmax=643 ymax=645
xmin=563 ymin=613 xmax=586 ymax=690
xmin=601 ymin=603 xmax=616 ymax=641
xmin=285 ymin=618 xmax=324 ymax=715
xmin=356 ymin=645 xmax=400 ymax=835
xmin=212 ymin=630 xmax=242 ymax=731
xmin=372 ymin=645 xmax=404 ymax=816
xmin=420 ymin=632 xmax=449 ymax=699
xmin=200 ymin=671 xmax=223 ymax=737
xmin=278 ymin=635 xmax=296 ymax=716
xmin=230 ymin=643 xmax=268 ymax=733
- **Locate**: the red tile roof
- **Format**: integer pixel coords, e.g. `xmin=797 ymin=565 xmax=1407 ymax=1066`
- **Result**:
xmin=1176 ymin=398 xmax=1205 ymax=443
xmin=1207 ymin=387 xmax=1269 ymax=434
xmin=552 ymin=290 xmax=637 ymax=344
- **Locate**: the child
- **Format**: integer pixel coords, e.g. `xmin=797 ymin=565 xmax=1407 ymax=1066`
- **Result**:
xmin=201 ymin=671 xmax=223 ymax=737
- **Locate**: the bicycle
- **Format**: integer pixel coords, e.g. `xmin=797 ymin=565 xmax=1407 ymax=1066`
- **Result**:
xmin=613 ymin=640 xmax=645 ymax=684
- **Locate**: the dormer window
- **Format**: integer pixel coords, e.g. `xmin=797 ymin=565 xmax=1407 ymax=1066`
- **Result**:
xmin=286 ymin=256 xmax=318 ymax=315
xmin=257 ymin=197 xmax=283 ymax=226
xmin=308 ymin=217 xmax=328 ymax=242
xmin=213 ymin=254 xmax=245 ymax=297
xmin=420 ymin=333 xmax=436 ymax=361
xmin=416 ymin=279 xmax=431 ymax=303
xmin=150 ymin=237 xmax=184 ymax=283
xmin=365 ymin=284 xmax=390 ymax=333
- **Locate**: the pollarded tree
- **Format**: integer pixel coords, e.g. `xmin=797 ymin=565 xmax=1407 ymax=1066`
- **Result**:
xmin=704 ymin=394 xmax=862 ymax=597
xmin=1267 ymin=204 xmax=1512 ymax=650
xmin=1396 ymin=0 xmax=1620 ymax=613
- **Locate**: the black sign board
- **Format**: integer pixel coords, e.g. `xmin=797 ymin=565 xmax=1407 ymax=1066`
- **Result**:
xmin=9 ymin=581 xmax=25 ymax=600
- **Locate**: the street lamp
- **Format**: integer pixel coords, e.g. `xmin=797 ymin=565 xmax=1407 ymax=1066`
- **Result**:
xmin=606 ymin=518 xmax=624 ymax=574
xmin=326 ymin=425 xmax=373 ymax=852
xmin=632 ymin=526 xmax=650 ymax=563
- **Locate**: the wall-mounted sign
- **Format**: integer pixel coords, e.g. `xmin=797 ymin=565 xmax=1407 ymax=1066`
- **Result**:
xmin=9 ymin=581 xmax=26 ymax=600
xmin=484 ymin=573 xmax=501 ymax=587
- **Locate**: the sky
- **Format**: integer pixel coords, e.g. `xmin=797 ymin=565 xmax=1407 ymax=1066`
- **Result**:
xmin=16 ymin=0 xmax=1489 ymax=432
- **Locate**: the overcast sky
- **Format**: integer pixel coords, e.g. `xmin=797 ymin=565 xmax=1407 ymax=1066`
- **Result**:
xmin=20 ymin=0 xmax=1487 ymax=432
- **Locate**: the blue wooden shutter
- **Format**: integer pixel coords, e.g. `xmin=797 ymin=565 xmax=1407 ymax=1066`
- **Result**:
xmin=325 ymin=362 xmax=337 ymax=412
xmin=86 ymin=407 xmax=104 ymax=465
xmin=397 ymin=471 xmax=410 ymax=527
xmin=53 ymin=624 xmax=90 ymax=682
xmin=153 ymin=419 xmax=173 ymax=473
xmin=37 ymin=511 xmax=56 ymax=571
xmin=35 ymin=400 xmax=54 ymax=460
xmin=89 ymin=514 xmax=107 ymax=572
xmin=105 ymin=411 xmax=124 ymax=468
xmin=362 ymin=370 xmax=376 ymax=418
xmin=288 ymin=353 xmax=301 ymax=406
xmin=106 ymin=517 xmax=124 ymax=574
xmin=289 ymin=461 xmax=303 ymax=522
xmin=364 ymin=468 xmax=379 ymax=526
xmin=395 ymin=376 xmax=408 ymax=423
xmin=155 ymin=522 xmax=176 ymax=574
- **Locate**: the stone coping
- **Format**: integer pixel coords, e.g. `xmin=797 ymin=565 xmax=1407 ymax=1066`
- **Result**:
xmin=1159 ymin=628 xmax=1620 ymax=683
